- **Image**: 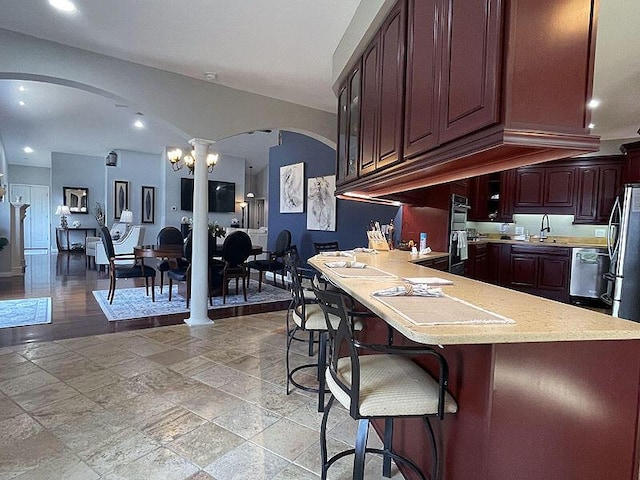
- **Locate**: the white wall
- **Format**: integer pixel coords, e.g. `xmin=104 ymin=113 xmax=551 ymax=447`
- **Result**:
xmin=0 ymin=30 xmax=337 ymax=147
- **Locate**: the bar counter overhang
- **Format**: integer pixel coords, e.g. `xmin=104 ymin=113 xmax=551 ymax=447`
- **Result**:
xmin=309 ymin=250 xmax=640 ymax=480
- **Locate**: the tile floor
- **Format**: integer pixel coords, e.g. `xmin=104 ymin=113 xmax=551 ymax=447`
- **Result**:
xmin=0 ymin=310 xmax=405 ymax=479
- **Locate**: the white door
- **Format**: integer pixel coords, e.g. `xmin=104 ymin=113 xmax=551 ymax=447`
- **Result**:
xmin=9 ymin=184 xmax=50 ymax=249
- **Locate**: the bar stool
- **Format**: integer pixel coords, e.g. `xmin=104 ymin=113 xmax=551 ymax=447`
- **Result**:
xmin=313 ymin=285 xmax=458 ymax=480
xmin=284 ymin=252 xmax=336 ymax=412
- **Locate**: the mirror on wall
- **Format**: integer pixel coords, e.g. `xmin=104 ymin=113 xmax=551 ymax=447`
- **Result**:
xmin=63 ymin=186 xmax=89 ymax=213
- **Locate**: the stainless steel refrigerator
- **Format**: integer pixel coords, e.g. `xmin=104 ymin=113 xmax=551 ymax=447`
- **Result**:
xmin=604 ymin=184 xmax=640 ymax=321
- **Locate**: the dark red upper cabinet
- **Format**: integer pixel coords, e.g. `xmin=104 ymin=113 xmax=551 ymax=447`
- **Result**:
xmin=404 ymin=0 xmax=440 ymax=158
xmin=335 ymin=0 xmax=599 ymax=199
xmin=439 ymin=0 xmax=501 ymax=144
xmin=359 ymin=40 xmax=380 ymax=176
xmin=359 ymin=1 xmax=406 ymax=177
xmin=377 ymin=1 xmax=406 ymax=170
xmin=335 ymin=64 xmax=361 ymax=185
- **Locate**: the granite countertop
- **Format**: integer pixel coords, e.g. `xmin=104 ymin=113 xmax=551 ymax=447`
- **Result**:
xmin=309 ymin=250 xmax=640 ymax=346
xmin=405 ymin=250 xmax=449 ymax=263
xmin=470 ymin=237 xmax=607 ymax=249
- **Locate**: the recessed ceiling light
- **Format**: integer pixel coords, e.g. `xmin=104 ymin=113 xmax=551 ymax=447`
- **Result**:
xmin=23 ymin=146 xmax=34 ymax=153
xmin=18 ymin=100 xmax=26 ymax=106
xmin=49 ymin=0 xmax=77 ymax=12
xmin=587 ymin=99 xmax=601 ymax=109
xmin=204 ymin=72 xmax=218 ymax=82
xmin=18 ymin=86 xmax=26 ymax=92
xmin=588 ymin=123 xmax=595 ymax=129
xmin=133 ymin=120 xmax=145 ymax=129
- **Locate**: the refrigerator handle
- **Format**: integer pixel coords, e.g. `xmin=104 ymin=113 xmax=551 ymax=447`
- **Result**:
xmin=607 ymin=196 xmax=620 ymax=260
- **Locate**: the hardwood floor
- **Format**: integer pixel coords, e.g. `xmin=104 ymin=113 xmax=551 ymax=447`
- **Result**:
xmin=0 ymin=251 xmax=289 ymax=348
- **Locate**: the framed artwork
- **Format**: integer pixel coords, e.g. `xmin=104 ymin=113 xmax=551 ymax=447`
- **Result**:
xmin=63 ymin=186 xmax=89 ymax=213
xmin=141 ymin=186 xmax=155 ymax=224
xmin=307 ymin=175 xmax=336 ymax=231
xmin=113 ymin=180 xmax=129 ymax=220
xmin=280 ymin=162 xmax=304 ymax=213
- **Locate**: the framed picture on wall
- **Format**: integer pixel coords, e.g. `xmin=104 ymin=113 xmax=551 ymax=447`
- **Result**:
xmin=280 ymin=162 xmax=304 ymax=213
xmin=307 ymin=175 xmax=336 ymax=231
xmin=141 ymin=186 xmax=155 ymax=224
xmin=113 ymin=180 xmax=129 ymax=220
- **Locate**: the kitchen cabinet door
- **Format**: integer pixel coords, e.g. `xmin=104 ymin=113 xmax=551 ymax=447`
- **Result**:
xmin=337 ymin=66 xmax=362 ymax=185
xmin=538 ymin=256 xmax=569 ymax=291
xmin=596 ymin=163 xmax=624 ymax=223
xmin=439 ymin=0 xmax=501 ymax=143
xmin=359 ymin=40 xmax=380 ymax=176
xmin=574 ymin=165 xmax=599 ymax=222
xmin=336 ymin=85 xmax=349 ymax=183
xmin=514 ymin=169 xmax=544 ymax=207
xmin=509 ymin=254 xmax=537 ymax=288
xmin=403 ymin=0 xmax=440 ymax=158
xmin=376 ymin=0 xmax=406 ymax=170
xmin=543 ymin=167 xmax=575 ymax=208
xmin=467 ymin=175 xmax=489 ymax=221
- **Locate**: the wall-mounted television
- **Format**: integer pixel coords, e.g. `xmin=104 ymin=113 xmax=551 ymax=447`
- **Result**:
xmin=180 ymin=178 xmax=236 ymax=213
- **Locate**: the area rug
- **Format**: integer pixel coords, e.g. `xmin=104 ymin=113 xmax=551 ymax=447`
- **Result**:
xmin=0 ymin=297 xmax=52 ymax=328
xmin=92 ymin=282 xmax=291 ymax=321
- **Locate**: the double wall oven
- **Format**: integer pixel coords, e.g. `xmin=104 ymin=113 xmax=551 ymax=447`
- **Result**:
xmin=449 ymin=194 xmax=469 ymax=275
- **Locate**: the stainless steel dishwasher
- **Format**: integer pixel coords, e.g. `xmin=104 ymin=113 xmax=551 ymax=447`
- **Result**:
xmin=570 ymin=248 xmax=610 ymax=299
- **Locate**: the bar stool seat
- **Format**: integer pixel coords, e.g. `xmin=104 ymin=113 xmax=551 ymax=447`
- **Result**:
xmin=327 ymin=355 xmax=458 ymax=417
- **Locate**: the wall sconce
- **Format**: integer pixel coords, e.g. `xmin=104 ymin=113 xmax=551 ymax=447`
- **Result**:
xmin=167 ymin=148 xmax=218 ymax=174
xmin=55 ymin=205 xmax=71 ymax=228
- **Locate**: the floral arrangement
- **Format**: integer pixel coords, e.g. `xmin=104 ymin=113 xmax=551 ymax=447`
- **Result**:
xmin=93 ymin=202 xmax=105 ymax=227
xmin=208 ymin=223 xmax=226 ymax=238
xmin=0 ymin=237 xmax=8 ymax=252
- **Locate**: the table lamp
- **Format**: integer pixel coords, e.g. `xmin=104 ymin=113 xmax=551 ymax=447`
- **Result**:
xmin=55 ymin=205 xmax=71 ymax=228
xmin=119 ymin=209 xmax=133 ymax=224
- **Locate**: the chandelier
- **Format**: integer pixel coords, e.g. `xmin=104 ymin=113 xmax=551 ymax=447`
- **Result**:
xmin=167 ymin=148 xmax=218 ymax=174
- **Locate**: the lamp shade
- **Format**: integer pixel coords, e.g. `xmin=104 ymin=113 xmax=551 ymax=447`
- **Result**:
xmin=119 ymin=209 xmax=133 ymax=223
xmin=55 ymin=205 xmax=71 ymax=215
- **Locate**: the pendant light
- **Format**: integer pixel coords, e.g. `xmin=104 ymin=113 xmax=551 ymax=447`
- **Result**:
xmin=246 ymin=165 xmax=255 ymax=199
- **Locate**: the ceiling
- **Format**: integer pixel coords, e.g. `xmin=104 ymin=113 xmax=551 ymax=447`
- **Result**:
xmin=0 ymin=0 xmax=638 ymax=171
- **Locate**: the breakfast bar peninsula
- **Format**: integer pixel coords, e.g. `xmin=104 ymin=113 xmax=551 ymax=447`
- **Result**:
xmin=309 ymin=250 xmax=640 ymax=480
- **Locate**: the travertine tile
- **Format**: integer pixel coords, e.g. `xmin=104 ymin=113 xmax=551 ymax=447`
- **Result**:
xmin=9 ymin=451 xmax=99 ymax=480
xmin=174 ymin=387 xmax=243 ymax=421
xmin=0 ymin=429 xmax=67 ymax=477
xmin=33 ymin=353 xmax=105 ymax=382
xmin=204 ymin=441 xmax=290 ymax=480
xmin=12 ymin=342 xmax=70 ymax=360
xmin=190 ymin=363 xmax=244 ymax=389
xmin=64 ymin=370 xmax=122 ymax=394
xmin=218 ymin=374 xmax=279 ymax=402
xmin=212 ymin=402 xmax=280 ymax=439
xmin=103 ymin=446 xmax=199 ymax=480
xmin=139 ymin=406 xmax=207 ymax=445
xmin=106 ymin=392 xmax=175 ymax=426
xmin=223 ymin=354 xmax=277 ymax=376
xmin=0 ymin=394 xmax=25 ymax=421
xmin=145 ymin=348 xmax=194 ymax=366
xmin=78 ymin=427 xmax=159 ymax=476
xmin=272 ymin=463 xmax=319 ymax=480
xmin=51 ymin=409 xmax=130 ymax=452
xmin=82 ymin=379 xmax=143 ymax=407
xmin=30 ymin=394 xmax=103 ymax=429
xmin=105 ymin=356 xmax=162 ymax=378
xmin=250 ymin=418 xmax=318 ymax=461
xmin=11 ymin=381 xmax=78 ymax=411
xmin=251 ymin=387 xmax=312 ymax=417
xmin=167 ymin=422 xmax=244 ymax=468
xmin=168 ymin=356 xmax=216 ymax=377
xmin=0 ymin=370 xmax=59 ymax=397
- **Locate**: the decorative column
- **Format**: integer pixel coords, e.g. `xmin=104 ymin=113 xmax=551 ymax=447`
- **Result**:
xmin=184 ymin=138 xmax=214 ymax=325
xmin=10 ymin=202 xmax=30 ymax=276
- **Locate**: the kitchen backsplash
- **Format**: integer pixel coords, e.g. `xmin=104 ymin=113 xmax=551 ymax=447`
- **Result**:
xmin=468 ymin=214 xmax=607 ymax=239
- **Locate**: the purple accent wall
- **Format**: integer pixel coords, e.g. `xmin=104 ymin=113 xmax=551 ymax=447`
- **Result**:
xmin=268 ymin=131 xmax=401 ymax=262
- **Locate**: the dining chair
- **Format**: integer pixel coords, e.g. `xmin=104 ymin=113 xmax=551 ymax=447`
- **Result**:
xmin=156 ymin=226 xmax=186 ymax=293
xmin=220 ymin=230 xmax=252 ymax=303
xmin=313 ymin=285 xmax=458 ymax=480
xmin=246 ymin=229 xmax=291 ymax=291
xmin=99 ymin=226 xmax=156 ymax=305
xmin=167 ymin=233 xmax=219 ymax=307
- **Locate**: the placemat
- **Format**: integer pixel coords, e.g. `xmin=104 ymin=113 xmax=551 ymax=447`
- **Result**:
xmin=373 ymin=294 xmax=515 ymax=326
xmin=326 ymin=265 xmax=396 ymax=278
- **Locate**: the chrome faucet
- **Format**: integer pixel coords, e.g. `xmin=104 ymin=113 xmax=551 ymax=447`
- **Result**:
xmin=540 ymin=214 xmax=551 ymax=241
